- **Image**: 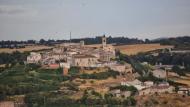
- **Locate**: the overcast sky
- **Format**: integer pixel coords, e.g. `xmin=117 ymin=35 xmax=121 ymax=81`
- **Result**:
xmin=0 ymin=0 xmax=190 ymax=40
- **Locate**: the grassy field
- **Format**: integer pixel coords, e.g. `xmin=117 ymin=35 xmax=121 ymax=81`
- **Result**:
xmin=0 ymin=45 xmax=52 ymax=53
xmin=0 ymin=64 xmax=63 ymax=95
xmin=169 ymin=74 xmax=190 ymax=87
xmin=114 ymin=43 xmax=174 ymax=55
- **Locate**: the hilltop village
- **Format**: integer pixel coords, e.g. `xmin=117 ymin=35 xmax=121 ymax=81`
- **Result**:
xmin=25 ymin=36 xmax=190 ymax=105
xmin=27 ymin=36 xmax=116 ymax=70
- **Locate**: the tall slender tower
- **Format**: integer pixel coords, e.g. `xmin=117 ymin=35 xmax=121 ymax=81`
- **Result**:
xmin=70 ymin=32 xmax=71 ymax=43
xmin=102 ymin=35 xmax=107 ymax=49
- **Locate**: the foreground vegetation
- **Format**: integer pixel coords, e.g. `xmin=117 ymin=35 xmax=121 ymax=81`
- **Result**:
xmin=0 ymin=63 xmax=134 ymax=107
xmin=0 ymin=64 xmax=64 ymax=101
xmin=25 ymin=90 xmax=136 ymax=107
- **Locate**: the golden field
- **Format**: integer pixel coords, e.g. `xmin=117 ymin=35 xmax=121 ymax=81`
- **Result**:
xmin=114 ymin=43 xmax=174 ymax=55
xmin=169 ymin=74 xmax=190 ymax=87
xmin=0 ymin=45 xmax=52 ymax=53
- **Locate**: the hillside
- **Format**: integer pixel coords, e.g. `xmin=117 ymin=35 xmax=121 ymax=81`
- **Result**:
xmin=136 ymin=93 xmax=190 ymax=107
xmin=114 ymin=43 xmax=173 ymax=55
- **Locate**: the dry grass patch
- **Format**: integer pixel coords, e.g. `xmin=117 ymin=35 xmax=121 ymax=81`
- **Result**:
xmin=0 ymin=45 xmax=52 ymax=53
xmin=78 ymin=75 xmax=134 ymax=94
xmin=0 ymin=64 xmax=5 ymax=67
xmin=136 ymin=93 xmax=190 ymax=107
xmin=114 ymin=43 xmax=173 ymax=55
xmin=78 ymin=77 xmax=120 ymax=94
xmin=0 ymin=101 xmax=14 ymax=107
xmin=170 ymin=76 xmax=190 ymax=87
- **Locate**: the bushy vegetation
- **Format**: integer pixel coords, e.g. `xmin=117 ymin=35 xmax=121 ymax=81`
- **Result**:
xmin=25 ymin=92 xmax=78 ymax=107
xmin=69 ymin=67 xmax=80 ymax=76
xmin=0 ymin=51 xmax=28 ymax=65
xmin=132 ymin=52 xmax=190 ymax=75
xmin=117 ymin=51 xmax=151 ymax=76
xmin=117 ymin=51 xmax=167 ymax=83
xmin=152 ymin=36 xmax=190 ymax=49
xmin=133 ymin=52 xmax=190 ymax=67
xmin=123 ymin=97 xmax=137 ymax=106
xmin=79 ymin=70 xmax=119 ymax=80
xmin=137 ymin=73 xmax=163 ymax=83
xmin=0 ymin=64 xmax=67 ymax=101
xmin=172 ymin=65 xmax=186 ymax=76
xmin=25 ymin=89 xmax=137 ymax=107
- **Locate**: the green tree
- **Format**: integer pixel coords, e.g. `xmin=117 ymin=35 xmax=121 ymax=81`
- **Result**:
xmin=172 ymin=65 xmax=185 ymax=76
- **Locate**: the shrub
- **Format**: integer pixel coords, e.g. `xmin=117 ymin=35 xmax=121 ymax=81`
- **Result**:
xmin=69 ymin=67 xmax=80 ymax=75
xmin=79 ymin=70 xmax=119 ymax=80
xmin=123 ymin=97 xmax=136 ymax=106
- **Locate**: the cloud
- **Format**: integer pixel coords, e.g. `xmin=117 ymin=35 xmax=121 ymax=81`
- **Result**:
xmin=0 ymin=5 xmax=37 ymax=15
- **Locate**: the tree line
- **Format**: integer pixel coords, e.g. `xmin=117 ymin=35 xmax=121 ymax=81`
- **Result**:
xmin=0 ymin=36 xmax=144 ymax=47
xmin=1 ymin=36 xmax=190 ymax=47
xmin=0 ymin=51 xmax=28 ymax=65
xmin=152 ymin=36 xmax=190 ymax=49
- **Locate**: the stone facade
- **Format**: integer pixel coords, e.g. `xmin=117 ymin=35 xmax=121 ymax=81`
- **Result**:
xmin=27 ymin=52 xmax=41 ymax=63
xmin=109 ymin=63 xmax=133 ymax=74
xmin=151 ymin=69 xmax=166 ymax=79
xmin=72 ymin=54 xmax=98 ymax=67
xmin=109 ymin=89 xmax=132 ymax=98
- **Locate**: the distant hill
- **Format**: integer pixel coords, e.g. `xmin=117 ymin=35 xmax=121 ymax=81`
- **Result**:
xmin=151 ymin=36 xmax=190 ymax=49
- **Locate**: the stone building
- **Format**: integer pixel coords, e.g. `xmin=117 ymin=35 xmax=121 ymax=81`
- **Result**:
xmin=151 ymin=69 xmax=166 ymax=79
xmin=109 ymin=89 xmax=132 ymax=98
xmin=72 ymin=54 xmax=98 ymax=67
xmin=102 ymin=35 xmax=107 ymax=49
xmin=27 ymin=52 xmax=41 ymax=63
xmin=109 ymin=63 xmax=133 ymax=74
xmin=177 ymin=86 xmax=190 ymax=96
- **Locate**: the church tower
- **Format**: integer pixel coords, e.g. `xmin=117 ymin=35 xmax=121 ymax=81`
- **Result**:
xmin=102 ymin=35 xmax=107 ymax=49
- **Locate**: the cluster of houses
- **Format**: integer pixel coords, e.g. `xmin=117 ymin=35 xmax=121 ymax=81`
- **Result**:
xmin=27 ymin=36 xmax=113 ymax=66
xmin=108 ymin=61 xmax=190 ymax=97
xmin=109 ymin=79 xmax=174 ymax=97
xmin=27 ymin=36 xmax=133 ymax=75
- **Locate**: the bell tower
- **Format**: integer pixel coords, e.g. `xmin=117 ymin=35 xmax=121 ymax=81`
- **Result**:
xmin=102 ymin=35 xmax=107 ymax=49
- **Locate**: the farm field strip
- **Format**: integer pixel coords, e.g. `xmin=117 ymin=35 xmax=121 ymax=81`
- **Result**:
xmin=114 ymin=43 xmax=174 ymax=55
xmin=0 ymin=45 xmax=52 ymax=53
